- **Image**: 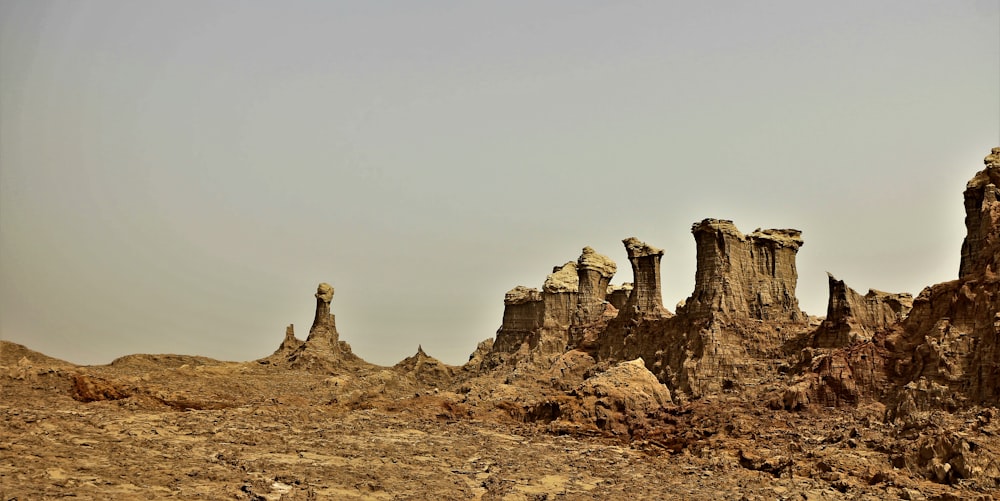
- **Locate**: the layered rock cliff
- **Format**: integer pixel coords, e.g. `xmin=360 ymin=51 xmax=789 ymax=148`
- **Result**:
xmin=485 ymin=262 xmax=580 ymax=368
xmin=491 ymin=286 xmax=545 ymax=355
xmin=680 ymin=219 xmax=805 ymax=322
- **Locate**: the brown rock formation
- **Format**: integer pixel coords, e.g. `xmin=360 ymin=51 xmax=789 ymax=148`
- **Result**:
xmin=71 ymin=374 xmax=132 ymax=402
xmin=618 ymin=238 xmax=669 ymax=320
xmin=959 ymin=147 xmax=1000 ymax=279
xmin=491 ymin=286 xmax=545 ymax=355
xmin=573 ymin=247 xmax=616 ymax=326
xmin=284 ymin=283 xmax=358 ymax=371
xmin=486 ymin=262 xmax=580 ymax=368
xmin=606 ymin=283 xmax=632 ymax=311
xmin=393 ymin=346 xmax=455 ymax=388
xmin=790 ymin=147 xmax=1000 ymax=412
xmin=543 ymin=262 xmax=580 ymax=330
xmin=278 ymin=324 xmax=305 ymax=352
xmin=521 ymin=358 xmax=673 ymax=438
xmin=812 ymin=274 xmax=912 ymax=348
xmin=889 ymin=148 xmax=1000 ymax=407
xmin=680 ymin=219 xmax=804 ymax=322
xmin=306 ymin=283 xmax=338 ymax=346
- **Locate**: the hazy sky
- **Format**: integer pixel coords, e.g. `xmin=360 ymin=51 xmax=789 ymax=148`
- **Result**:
xmin=2 ymin=1 xmax=999 ymax=366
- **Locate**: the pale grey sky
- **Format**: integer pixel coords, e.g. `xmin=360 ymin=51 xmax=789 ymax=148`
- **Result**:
xmin=2 ymin=1 xmax=999 ymax=366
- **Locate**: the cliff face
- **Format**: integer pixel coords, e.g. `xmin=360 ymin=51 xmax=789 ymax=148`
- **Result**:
xmin=784 ymin=148 xmax=1000 ymax=413
xmin=959 ymin=147 xmax=1000 ymax=279
xmin=485 ymin=262 xmax=580 ymax=368
xmin=680 ymin=219 xmax=804 ymax=322
xmin=813 ymin=274 xmax=912 ymax=348
xmin=889 ymin=148 xmax=1000 ymax=409
xmin=543 ymin=262 xmax=580 ymax=331
xmin=492 ymin=286 xmax=545 ymax=355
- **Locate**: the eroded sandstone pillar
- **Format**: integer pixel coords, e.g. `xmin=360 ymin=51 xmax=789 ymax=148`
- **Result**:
xmin=621 ymin=237 xmax=667 ymax=319
xmin=307 ymin=282 xmax=339 ymax=345
xmin=573 ymin=247 xmax=616 ymax=326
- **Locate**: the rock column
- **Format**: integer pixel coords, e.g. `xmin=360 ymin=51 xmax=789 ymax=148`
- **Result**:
xmin=621 ymin=237 xmax=668 ymax=319
xmin=306 ymin=282 xmax=339 ymax=347
xmin=573 ymin=247 xmax=616 ymax=326
xmin=683 ymin=219 xmax=804 ymax=322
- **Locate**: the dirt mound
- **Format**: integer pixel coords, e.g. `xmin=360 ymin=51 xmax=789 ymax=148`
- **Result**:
xmin=1 ymin=340 xmax=76 ymax=367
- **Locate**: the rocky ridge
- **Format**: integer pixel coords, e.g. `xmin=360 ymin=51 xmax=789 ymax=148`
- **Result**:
xmin=4 ymin=148 xmax=1000 ymax=499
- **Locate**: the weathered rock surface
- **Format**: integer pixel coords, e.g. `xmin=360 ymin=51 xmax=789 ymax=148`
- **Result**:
xmin=618 ymin=238 xmax=669 ymax=321
xmin=276 ymin=283 xmax=360 ymax=371
xmin=787 ymin=148 xmax=1000 ymax=421
xmin=680 ymin=219 xmax=805 ymax=322
xmin=573 ymin=247 xmax=617 ymax=327
xmin=959 ymin=146 xmax=1000 ymax=279
xmin=606 ymin=283 xmax=633 ymax=310
xmin=485 ymin=262 xmax=581 ymax=369
xmin=393 ymin=346 xmax=455 ymax=388
xmin=491 ymin=286 xmax=545 ymax=355
xmin=888 ymin=148 xmax=1000 ymax=408
xmin=517 ymin=358 xmax=673 ymax=438
xmin=813 ymin=273 xmax=912 ymax=348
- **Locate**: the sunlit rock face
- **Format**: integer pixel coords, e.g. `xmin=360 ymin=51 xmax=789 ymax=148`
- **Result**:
xmin=280 ymin=283 xmax=359 ymax=371
xmin=679 ymin=219 xmax=804 ymax=323
xmin=306 ymin=282 xmax=339 ymax=347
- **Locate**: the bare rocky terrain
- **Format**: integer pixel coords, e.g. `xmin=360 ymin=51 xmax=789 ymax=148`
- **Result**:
xmin=4 ymin=148 xmax=1000 ymax=500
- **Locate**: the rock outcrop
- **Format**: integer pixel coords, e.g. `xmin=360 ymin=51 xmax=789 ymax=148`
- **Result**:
xmin=959 ymin=147 xmax=1000 ymax=279
xmin=306 ymin=283 xmax=338 ymax=347
xmin=573 ymin=247 xmax=617 ymax=326
xmin=541 ymin=262 xmax=580 ymax=332
xmin=812 ymin=274 xmax=912 ymax=348
xmin=889 ymin=148 xmax=1000 ymax=408
xmin=491 ymin=286 xmax=545 ymax=355
xmin=485 ymin=262 xmax=580 ymax=368
xmin=606 ymin=283 xmax=632 ymax=311
xmin=281 ymin=283 xmax=358 ymax=371
xmin=393 ymin=346 xmax=455 ymax=388
xmin=787 ymin=147 xmax=1000 ymax=413
xmin=522 ymin=358 xmax=673 ymax=438
xmin=680 ymin=219 xmax=804 ymax=322
xmin=618 ymin=238 xmax=669 ymax=321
